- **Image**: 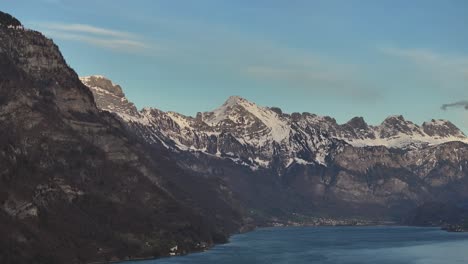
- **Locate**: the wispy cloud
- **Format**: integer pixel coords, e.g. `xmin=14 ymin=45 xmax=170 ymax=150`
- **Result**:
xmin=242 ymin=55 xmax=379 ymax=100
xmin=42 ymin=23 xmax=136 ymax=38
xmin=37 ymin=22 xmax=152 ymax=53
xmin=380 ymin=47 xmax=439 ymax=64
xmin=381 ymin=47 xmax=468 ymax=113
xmin=246 ymin=66 xmax=338 ymax=83
xmin=244 ymin=64 xmax=378 ymax=99
xmin=42 ymin=30 xmax=148 ymax=51
xmin=143 ymin=17 xmax=380 ymax=100
xmin=379 ymin=46 xmax=468 ymax=77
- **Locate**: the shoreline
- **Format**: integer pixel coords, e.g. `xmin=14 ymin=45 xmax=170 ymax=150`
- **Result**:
xmin=89 ymin=221 xmax=452 ymax=264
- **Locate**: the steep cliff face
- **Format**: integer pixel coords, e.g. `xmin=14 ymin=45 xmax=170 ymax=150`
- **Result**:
xmin=0 ymin=21 xmax=95 ymax=115
xmin=82 ymin=74 xmax=468 ymax=221
xmin=0 ymin=11 xmax=243 ymax=264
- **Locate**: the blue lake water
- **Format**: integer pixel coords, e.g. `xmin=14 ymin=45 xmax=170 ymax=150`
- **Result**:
xmin=127 ymin=226 xmax=468 ymax=264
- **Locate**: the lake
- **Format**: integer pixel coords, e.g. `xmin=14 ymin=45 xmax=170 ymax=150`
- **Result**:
xmin=125 ymin=226 xmax=468 ymax=264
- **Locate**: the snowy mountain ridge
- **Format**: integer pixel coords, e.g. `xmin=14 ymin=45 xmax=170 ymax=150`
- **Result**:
xmin=80 ymin=75 xmax=468 ymax=169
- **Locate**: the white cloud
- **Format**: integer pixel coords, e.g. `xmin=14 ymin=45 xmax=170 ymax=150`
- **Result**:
xmin=41 ymin=23 xmax=135 ymax=38
xmin=36 ymin=22 xmax=151 ymax=53
xmin=42 ymin=30 xmax=148 ymax=51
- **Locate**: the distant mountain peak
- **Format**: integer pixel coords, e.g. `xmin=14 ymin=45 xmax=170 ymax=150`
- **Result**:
xmin=224 ymin=95 xmax=247 ymax=105
xmin=378 ymin=115 xmax=423 ymax=138
xmin=422 ymin=119 xmax=466 ymax=138
xmin=382 ymin=114 xmax=406 ymax=123
xmin=80 ymin=75 xmax=124 ymax=97
xmin=423 ymin=119 xmax=454 ymax=126
xmin=203 ymin=95 xmax=258 ymax=125
xmin=80 ymin=75 xmax=138 ymax=118
xmin=345 ymin=116 xmax=368 ymax=130
xmin=201 ymin=95 xmax=291 ymax=143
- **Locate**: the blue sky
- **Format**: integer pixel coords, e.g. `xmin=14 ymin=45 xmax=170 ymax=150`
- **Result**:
xmin=3 ymin=0 xmax=468 ymax=132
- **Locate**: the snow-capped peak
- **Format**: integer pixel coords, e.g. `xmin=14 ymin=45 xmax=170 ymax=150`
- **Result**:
xmin=377 ymin=115 xmax=423 ymax=138
xmin=422 ymin=119 xmax=466 ymax=138
xmin=202 ymin=96 xmax=291 ymax=143
xmin=225 ymin=95 xmax=246 ymax=105
xmin=202 ymin=96 xmax=252 ymax=125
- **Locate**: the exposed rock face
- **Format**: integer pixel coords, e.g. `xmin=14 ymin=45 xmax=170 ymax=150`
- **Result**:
xmin=0 ymin=21 xmax=95 ymax=115
xmin=378 ymin=115 xmax=422 ymax=138
xmin=0 ymin=11 xmax=243 ymax=264
xmin=82 ymin=75 xmax=468 ymax=221
xmin=80 ymin=75 xmax=139 ymax=117
xmin=422 ymin=119 xmax=466 ymax=138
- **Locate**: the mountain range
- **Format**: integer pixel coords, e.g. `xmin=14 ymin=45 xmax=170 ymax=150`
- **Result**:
xmin=81 ymin=74 xmax=467 ymax=166
xmin=82 ymin=74 xmax=468 ymax=220
xmin=1 ymin=10 xmax=468 ymax=264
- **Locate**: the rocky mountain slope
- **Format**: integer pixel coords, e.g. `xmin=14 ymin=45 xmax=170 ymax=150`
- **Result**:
xmin=82 ymin=75 xmax=468 ymax=222
xmin=0 ymin=11 xmax=244 ymax=264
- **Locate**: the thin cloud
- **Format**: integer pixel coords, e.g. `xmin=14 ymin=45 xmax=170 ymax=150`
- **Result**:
xmin=36 ymin=22 xmax=152 ymax=53
xmin=132 ymin=16 xmax=381 ymax=101
xmin=42 ymin=30 xmax=148 ymax=51
xmin=245 ymin=65 xmax=380 ymax=100
xmin=382 ymin=47 xmax=468 ymax=116
xmin=380 ymin=47 xmax=439 ymax=63
xmin=380 ymin=46 xmax=468 ymax=100
xmin=379 ymin=46 xmax=468 ymax=75
xmin=41 ymin=23 xmax=135 ymax=38
xmin=246 ymin=66 xmax=340 ymax=83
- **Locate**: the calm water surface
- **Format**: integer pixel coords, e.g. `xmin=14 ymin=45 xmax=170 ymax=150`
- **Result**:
xmin=126 ymin=226 xmax=468 ymax=264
